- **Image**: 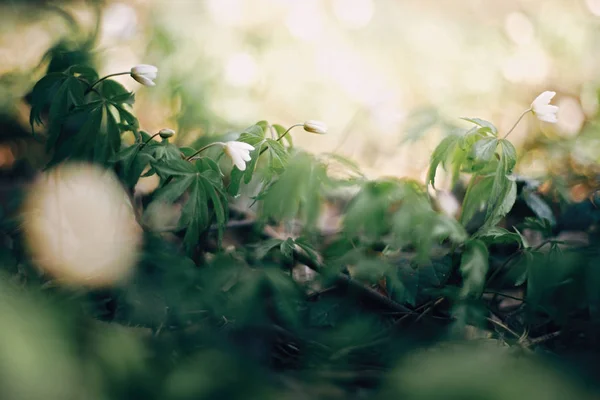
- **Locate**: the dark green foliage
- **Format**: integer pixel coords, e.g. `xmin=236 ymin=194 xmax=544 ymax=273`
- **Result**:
xmin=2 ymin=34 xmax=600 ymax=400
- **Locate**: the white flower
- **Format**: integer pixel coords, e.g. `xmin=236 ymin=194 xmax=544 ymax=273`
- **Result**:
xmin=130 ymin=64 xmax=158 ymax=86
xmin=223 ymin=141 xmax=255 ymax=171
xmin=303 ymin=120 xmax=328 ymax=135
xmin=21 ymin=163 xmax=143 ymax=287
xmin=159 ymin=128 xmax=175 ymax=139
xmin=531 ymin=91 xmax=559 ymax=123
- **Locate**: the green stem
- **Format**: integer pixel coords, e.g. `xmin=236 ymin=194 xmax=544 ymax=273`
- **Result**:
xmin=259 ymin=123 xmax=302 ymax=156
xmin=139 ymin=133 xmax=161 ymax=151
xmin=503 ymin=108 xmax=532 ymax=139
xmin=87 ymin=71 xmax=131 ymax=93
xmin=186 ymin=142 xmax=225 ymax=160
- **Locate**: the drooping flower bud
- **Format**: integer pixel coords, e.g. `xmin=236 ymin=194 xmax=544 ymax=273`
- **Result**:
xmin=159 ymin=128 xmax=175 ymax=139
xmin=130 ymin=64 xmax=158 ymax=87
xmin=303 ymin=120 xmax=328 ymax=135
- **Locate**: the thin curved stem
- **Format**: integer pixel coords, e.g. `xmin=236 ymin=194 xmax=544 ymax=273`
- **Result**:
xmin=259 ymin=123 xmax=302 ymax=156
xmin=87 ymin=72 xmax=130 ymax=92
xmin=503 ymin=108 xmax=532 ymax=139
xmin=139 ymin=133 xmax=161 ymax=151
xmin=186 ymin=142 xmax=225 ymax=161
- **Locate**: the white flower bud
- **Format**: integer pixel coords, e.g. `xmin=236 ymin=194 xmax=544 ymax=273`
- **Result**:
xmin=531 ymin=91 xmax=559 ymax=123
xmin=130 ymin=64 xmax=158 ymax=87
xmin=303 ymin=120 xmax=328 ymax=135
xmin=223 ymin=141 xmax=255 ymax=171
xmin=159 ymin=128 xmax=175 ymax=139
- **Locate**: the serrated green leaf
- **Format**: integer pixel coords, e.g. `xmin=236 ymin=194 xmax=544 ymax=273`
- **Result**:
xmin=461 ymin=117 xmax=498 ymax=135
xmin=29 ymin=72 xmax=66 ymax=132
xmin=152 ymin=158 xmax=196 ymax=177
xmin=474 ymin=226 xmax=523 ymax=246
xmin=471 ymin=137 xmax=498 ymax=162
xmin=427 ymin=134 xmax=461 ymax=188
xmin=459 ymin=239 xmax=489 ymax=298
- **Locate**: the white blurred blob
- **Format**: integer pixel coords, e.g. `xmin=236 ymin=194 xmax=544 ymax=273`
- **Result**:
xmin=585 ymin=0 xmax=600 ymax=16
xmin=101 ymin=2 xmax=137 ymax=40
xmin=556 ymin=96 xmax=585 ymax=137
xmin=434 ymin=190 xmax=461 ymax=218
xmin=207 ymin=0 xmax=244 ymax=26
xmin=502 ymin=46 xmax=549 ymax=84
xmin=21 ymin=163 xmax=142 ymax=287
xmin=225 ymin=52 xmax=259 ymax=87
xmin=134 ymin=166 xmax=160 ymax=196
xmin=368 ymin=91 xmax=406 ymax=133
xmin=504 ymin=12 xmax=534 ymax=46
xmin=285 ymin=0 xmax=325 ymax=41
xmin=332 ymin=0 xmax=374 ymax=29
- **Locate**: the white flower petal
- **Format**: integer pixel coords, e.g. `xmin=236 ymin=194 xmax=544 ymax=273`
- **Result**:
xmin=131 ymin=74 xmax=155 ymax=87
xmin=531 ymin=91 xmax=556 ymax=108
xmin=230 ymin=141 xmax=255 ymax=151
xmin=535 ymin=105 xmax=558 ymax=115
xmin=232 ymin=153 xmax=246 ymax=170
xmin=537 ymin=113 xmax=558 ymax=123
xmin=131 ymin=64 xmax=158 ymax=75
xmin=239 ymin=150 xmax=252 ymax=162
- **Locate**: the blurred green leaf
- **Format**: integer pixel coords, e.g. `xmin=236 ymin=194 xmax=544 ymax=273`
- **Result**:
xmin=459 ymin=239 xmax=489 ymax=297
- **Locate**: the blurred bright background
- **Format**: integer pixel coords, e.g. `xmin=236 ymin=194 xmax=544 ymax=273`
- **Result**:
xmin=2 ymin=0 xmax=600 ymax=186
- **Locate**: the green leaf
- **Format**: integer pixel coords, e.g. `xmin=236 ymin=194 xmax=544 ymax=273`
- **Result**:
xmin=461 ymin=117 xmax=498 ymax=135
xmin=29 ymin=72 xmax=66 ymax=132
xmin=500 ymin=139 xmax=517 ymax=173
xmin=427 ymin=134 xmax=461 ymax=188
xmin=471 ymin=137 xmax=498 ymax=162
xmin=280 ymin=238 xmax=295 ymax=260
xmin=258 ymin=152 xmax=325 ymax=228
xmin=201 ymin=174 xmax=228 ymax=246
xmin=152 ymin=175 xmax=195 ymax=206
xmin=522 ymin=189 xmax=556 ymax=225
xmin=294 ymin=238 xmax=320 ymax=266
xmin=255 ymin=239 xmax=284 ymax=259
xmin=272 ymin=123 xmax=292 ymax=147
xmin=148 ymin=158 xmax=228 ymax=254
xmin=152 ymin=158 xmax=196 ymax=177
xmin=460 ymin=176 xmax=494 ymax=226
xmin=66 ymin=64 xmax=99 ymax=83
xmin=459 ymin=239 xmax=489 ymax=298
xmin=46 ymin=76 xmax=87 ymax=150
xmin=474 ymin=226 xmax=523 ymax=246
